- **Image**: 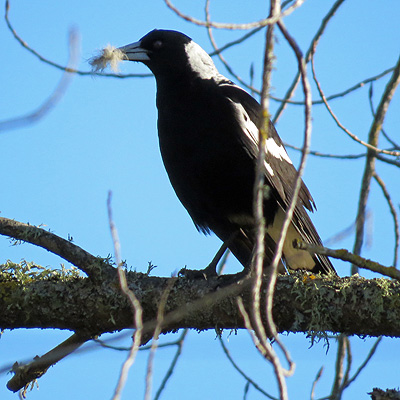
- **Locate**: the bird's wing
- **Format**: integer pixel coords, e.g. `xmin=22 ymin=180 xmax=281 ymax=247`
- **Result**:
xmin=218 ymin=81 xmax=315 ymax=213
xmin=218 ymin=81 xmax=336 ymax=274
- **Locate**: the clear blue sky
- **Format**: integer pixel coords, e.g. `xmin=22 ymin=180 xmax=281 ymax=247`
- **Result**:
xmin=1 ymin=0 xmax=399 ymax=399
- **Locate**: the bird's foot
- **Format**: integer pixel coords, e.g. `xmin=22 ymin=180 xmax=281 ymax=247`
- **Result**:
xmin=178 ymin=263 xmax=218 ymax=280
xmin=214 ymin=268 xmax=251 ymax=287
xmin=179 ymin=239 xmax=231 ymax=280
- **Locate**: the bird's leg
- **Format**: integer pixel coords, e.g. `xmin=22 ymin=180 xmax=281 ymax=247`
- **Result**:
xmin=178 ymin=241 xmax=228 ymax=280
xmin=204 ymin=240 xmax=230 ymax=275
xmin=179 ymin=232 xmax=238 ymax=280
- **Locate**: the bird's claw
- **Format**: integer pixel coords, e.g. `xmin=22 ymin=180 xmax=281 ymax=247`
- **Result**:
xmin=178 ymin=264 xmax=218 ymax=280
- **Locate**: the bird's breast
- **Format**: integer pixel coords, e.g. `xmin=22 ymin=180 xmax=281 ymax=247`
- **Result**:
xmin=156 ymin=90 xmax=256 ymax=227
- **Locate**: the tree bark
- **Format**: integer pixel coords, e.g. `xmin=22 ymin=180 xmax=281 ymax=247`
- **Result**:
xmin=1 ymin=268 xmax=399 ymax=338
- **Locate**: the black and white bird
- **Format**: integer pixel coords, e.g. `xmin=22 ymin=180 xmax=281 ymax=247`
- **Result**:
xmin=113 ymin=29 xmax=335 ymax=276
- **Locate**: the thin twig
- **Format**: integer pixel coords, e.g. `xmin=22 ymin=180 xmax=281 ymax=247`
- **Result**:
xmin=108 ymin=192 xmax=144 ymax=400
xmin=311 ymin=47 xmax=400 ymax=157
xmin=334 ymin=336 xmax=352 ymax=400
xmin=0 ymin=26 xmax=80 ymax=132
xmin=205 ymin=1 xmax=261 ymax=94
xmin=209 ymin=27 xmax=264 ymax=57
xmin=330 ymin=335 xmax=348 ymax=400
xmin=252 ymin=4 xmax=293 ymax=398
xmin=153 ymin=329 xmax=188 ymax=400
xmin=376 ymin=154 xmax=400 ymax=168
xmin=310 ymin=366 xmax=324 ymax=400
xmin=253 ymin=9 xmax=293 ymax=399
xmin=163 ymin=0 xmax=305 ymax=30
xmin=4 ymin=0 xmax=150 ymax=79
xmin=144 ymin=277 xmax=177 ymax=400
xmin=237 ymin=297 xmax=287 ymax=400
xmin=252 ymin=0 xmax=277 ymax=358
xmin=237 ymin=298 xmax=271 ymax=361
xmin=7 ymin=333 xmax=91 ymax=392
xmin=372 ymin=172 xmax=399 ymax=267
xmin=287 ymin=143 xmax=400 ymax=163
xmin=273 ymin=0 xmax=346 ymax=123
xmin=269 ymin=15 xmax=314 ymax=372
xmin=219 ymin=336 xmax=278 ymax=400
xmin=352 ymin=55 xmax=400 ymax=273
xmin=344 ymin=337 xmax=382 ymax=388
xmin=285 ymin=143 xmax=367 ymax=160
xmin=368 ymin=82 xmax=400 ymax=149
xmin=94 ymin=335 xmax=184 ymax=352
xmin=294 ymin=241 xmax=400 ymax=280
xmin=272 ymin=66 xmax=395 ymax=108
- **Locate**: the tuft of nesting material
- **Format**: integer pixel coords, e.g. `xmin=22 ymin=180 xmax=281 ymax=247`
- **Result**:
xmin=89 ymin=45 xmax=126 ymax=72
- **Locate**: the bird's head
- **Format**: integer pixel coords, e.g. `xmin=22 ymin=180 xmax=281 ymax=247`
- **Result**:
xmin=118 ymin=29 xmax=220 ymax=82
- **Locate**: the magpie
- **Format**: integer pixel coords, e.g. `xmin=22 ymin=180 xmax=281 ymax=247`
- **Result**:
xmin=115 ymin=29 xmax=335 ymax=276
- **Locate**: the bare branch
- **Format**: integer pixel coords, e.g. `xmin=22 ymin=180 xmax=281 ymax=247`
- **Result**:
xmin=209 ymin=27 xmax=264 ymax=57
xmin=1 ymin=270 xmax=400 ymax=337
xmin=153 ymin=329 xmax=188 ymax=400
xmin=352 ymin=55 xmax=400 ymax=272
xmin=252 ymin=0 xmax=278 ymax=356
xmin=4 ymin=0 xmax=150 ymax=79
xmin=205 ymin=2 xmax=260 ymax=94
xmin=310 ymin=366 xmax=324 ymax=400
xmin=144 ymin=277 xmax=177 ymax=400
xmin=311 ymin=48 xmax=400 ymax=157
xmin=107 ymin=192 xmax=144 ymax=400
xmin=373 ymin=172 xmax=399 ymax=267
xmin=270 ymin=15 xmax=314 ymax=375
xmin=7 ymin=333 xmax=91 ymax=392
xmin=0 ymin=27 xmax=79 ymax=132
xmin=219 ymin=336 xmax=278 ymax=400
xmin=0 ymin=216 xmax=114 ymax=278
xmin=345 ymin=337 xmax=382 ymax=388
xmin=330 ymin=335 xmax=346 ymax=399
xmin=368 ymin=83 xmax=400 ymax=150
xmin=294 ymin=241 xmax=400 ymax=280
xmin=285 ymin=143 xmax=367 ymax=160
xmin=273 ymin=0 xmax=346 ymax=123
xmin=330 ymin=335 xmax=350 ymax=400
xmin=163 ymin=0 xmax=305 ymax=30
xmin=272 ymin=66 xmax=395 ymax=107
xmin=376 ymin=154 xmax=400 ymax=168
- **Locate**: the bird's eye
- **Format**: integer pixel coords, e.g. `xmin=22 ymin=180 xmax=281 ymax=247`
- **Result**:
xmin=153 ymin=40 xmax=163 ymax=50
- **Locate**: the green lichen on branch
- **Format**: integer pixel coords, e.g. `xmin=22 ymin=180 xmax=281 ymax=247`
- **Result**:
xmin=1 ymin=260 xmax=81 ymax=283
xmin=1 ymin=268 xmax=399 ymax=338
xmin=0 ymin=217 xmax=116 ymax=278
xmin=283 ymin=273 xmax=400 ymax=338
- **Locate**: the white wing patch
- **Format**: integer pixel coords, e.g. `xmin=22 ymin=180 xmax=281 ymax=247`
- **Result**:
xmin=264 ymin=161 xmax=274 ymax=176
xmin=224 ymin=84 xmax=293 ymax=167
xmin=228 ymin=99 xmax=277 ymax=177
xmin=266 ymin=137 xmax=293 ymax=164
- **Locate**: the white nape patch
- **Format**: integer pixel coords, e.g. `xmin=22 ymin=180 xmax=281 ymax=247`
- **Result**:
xmin=89 ymin=45 xmax=126 ymax=72
xmin=266 ymin=137 xmax=293 ymax=164
xmin=185 ymin=41 xmax=219 ymax=80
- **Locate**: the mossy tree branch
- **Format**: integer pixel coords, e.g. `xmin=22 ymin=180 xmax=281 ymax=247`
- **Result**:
xmin=1 ymin=267 xmax=399 ymax=338
xmin=2 ymin=218 xmax=400 ymax=393
xmin=0 ymin=217 xmax=115 ymax=280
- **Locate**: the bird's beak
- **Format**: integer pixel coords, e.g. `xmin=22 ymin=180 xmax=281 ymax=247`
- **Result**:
xmin=118 ymin=41 xmax=150 ymax=62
